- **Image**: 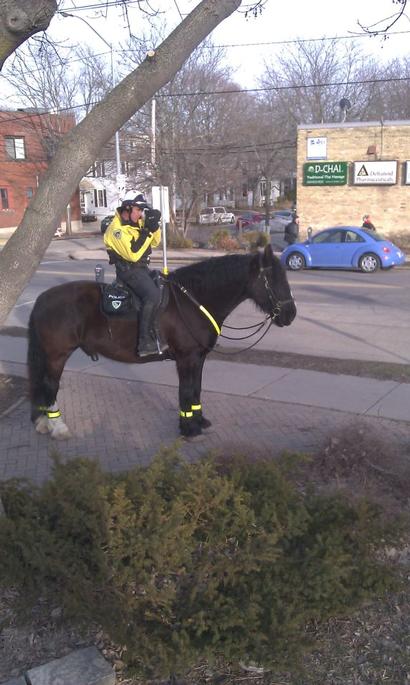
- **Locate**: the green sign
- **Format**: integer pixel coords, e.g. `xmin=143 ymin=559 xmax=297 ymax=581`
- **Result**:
xmin=303 ymin=161 xmax=348 ymax=186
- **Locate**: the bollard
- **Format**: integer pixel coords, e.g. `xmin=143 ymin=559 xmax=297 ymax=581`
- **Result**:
xmin=94 ymin=264 xmax=105 ymax=283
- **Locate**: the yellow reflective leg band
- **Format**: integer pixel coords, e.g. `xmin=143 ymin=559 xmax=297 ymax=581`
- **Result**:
xmin=199 ymin=306 xmax=220 ymax=335
xmin=47 ymin=410 xmax=61 ymax=419
xmin=180 ymin=410 xmax=193 ymax=418
xmin=191 ymin=404 xmax=201 ymax=412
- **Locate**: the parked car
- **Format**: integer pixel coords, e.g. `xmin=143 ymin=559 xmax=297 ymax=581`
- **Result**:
xmin=81 ymin=213 xmax=98 ymax=223
xmin=281 ymin=226 xmax=406 ymax=273
xmin=100 ymin=215 xmax=114 ymax=234
xmin=199 ymin=206 xmax=235 ymax=225
xmin=270 ymin=209 xmax=294 ymax=233
xmin=235 ymin=210 xmax=265 ymax=230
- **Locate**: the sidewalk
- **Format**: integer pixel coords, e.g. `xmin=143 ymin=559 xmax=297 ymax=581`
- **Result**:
xmin=1 ymin=230 xmax=410 ymax=485
xmin=1 ymin=333 xmax=409 ymax=485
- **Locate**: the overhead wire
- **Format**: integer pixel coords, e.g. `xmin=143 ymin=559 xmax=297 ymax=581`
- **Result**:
xmin=0 ymin=73 xmax=409 ymax=126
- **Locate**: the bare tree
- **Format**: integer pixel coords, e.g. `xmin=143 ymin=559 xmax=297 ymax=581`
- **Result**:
xmin=0 ymin=0 xmax=243 ymax=325
xmin=0 ymin=0 xmax=57 ymax=69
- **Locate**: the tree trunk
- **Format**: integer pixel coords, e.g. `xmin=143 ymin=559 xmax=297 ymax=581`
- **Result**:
xmin=0 ymin=0 xmax=57 ymax=69
xmin=0 ymin=0 xmax=242 ymax=326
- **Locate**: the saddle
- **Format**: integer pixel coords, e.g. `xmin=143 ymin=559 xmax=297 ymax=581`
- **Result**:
xmin=100 ymin=270 xmax=169 ymax=320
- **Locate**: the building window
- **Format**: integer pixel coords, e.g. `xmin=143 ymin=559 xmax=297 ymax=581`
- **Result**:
xmin=93 ymin=189 xmax=107 ymax=208
xmin=0 ymin=188 xmax=9 ymax=209
xmin=5 ymin=136 xmax=26 ymax=160
xmin=98 ymin=189 xmax=107 ymax=207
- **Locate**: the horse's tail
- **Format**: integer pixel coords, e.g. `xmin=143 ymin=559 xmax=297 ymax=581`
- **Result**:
xmin=27 ymin=308 xmax=55 ymax=419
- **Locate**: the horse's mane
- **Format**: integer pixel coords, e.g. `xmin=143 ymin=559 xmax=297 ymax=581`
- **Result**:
xmin=169 ymin=253 xmax=254 ymax=299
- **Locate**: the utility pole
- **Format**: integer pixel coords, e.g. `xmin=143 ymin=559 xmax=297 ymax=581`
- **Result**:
xmin=151 ymin=98 xmax=156 ymax=170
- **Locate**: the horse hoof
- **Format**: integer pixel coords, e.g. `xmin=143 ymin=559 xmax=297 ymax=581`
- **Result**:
xmin=50 ymin=425 xmax=71 ymax=441
xmin=182 ymin=433 xmax=207 ymax=443
xmin=200 ymin=417 xmax=212 ymax=430
xmin=35 ymin=415 xmax=51 ymax=434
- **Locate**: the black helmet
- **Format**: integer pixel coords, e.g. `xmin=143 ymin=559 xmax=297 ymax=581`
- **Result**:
xmin=118 ymin=194 xmax=151 ymax=213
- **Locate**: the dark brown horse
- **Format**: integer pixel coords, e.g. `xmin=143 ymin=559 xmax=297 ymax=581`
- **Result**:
xmin=27 ymin=245 xmax=296 ymax=440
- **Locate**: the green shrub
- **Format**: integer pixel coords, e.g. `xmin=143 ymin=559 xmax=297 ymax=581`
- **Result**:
xmin=166 ymin=230 xmax=193 ymax=248
xmin=210 ymin=229 xmax=239 ymax=251
xmin=0 ymin=451 xmax=398 ymax=679
xmin=241 ymin=230 xmax=269 ymax=250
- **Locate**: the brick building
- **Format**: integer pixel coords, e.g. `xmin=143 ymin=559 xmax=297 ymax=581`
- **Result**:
xmin=0 ymin=109 xmax=81 ymax=233
xmin=296 ymin=120 xmax=410 ymax=236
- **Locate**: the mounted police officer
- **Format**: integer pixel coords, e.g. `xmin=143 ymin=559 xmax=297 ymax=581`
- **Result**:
xmin=103 ymin=194 xmax=168 ymax=357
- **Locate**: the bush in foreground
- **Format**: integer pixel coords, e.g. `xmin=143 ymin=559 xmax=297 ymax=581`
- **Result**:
xmin=0 ymin=451 xmax=399 ymax=679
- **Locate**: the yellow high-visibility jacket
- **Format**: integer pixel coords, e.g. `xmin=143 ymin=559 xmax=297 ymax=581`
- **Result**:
xmin=103 ymin=212 xmax=161 ymax=263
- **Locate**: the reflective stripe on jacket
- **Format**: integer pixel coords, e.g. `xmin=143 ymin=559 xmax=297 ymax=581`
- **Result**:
xmin=103 ymin=211 xmax=161 ymax=263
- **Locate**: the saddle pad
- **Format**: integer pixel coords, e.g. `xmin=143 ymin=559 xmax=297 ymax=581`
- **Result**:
xmin=101 ymin=283 xmax=134 ymax=316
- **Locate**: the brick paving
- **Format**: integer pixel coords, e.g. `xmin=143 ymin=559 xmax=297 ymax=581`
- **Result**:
xmin=1 ymin=371 xmax=410 ymax=485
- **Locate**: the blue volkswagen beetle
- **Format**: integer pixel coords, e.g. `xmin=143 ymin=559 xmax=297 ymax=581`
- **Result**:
xmin=281 ymin=226 xmax=406 ymax=273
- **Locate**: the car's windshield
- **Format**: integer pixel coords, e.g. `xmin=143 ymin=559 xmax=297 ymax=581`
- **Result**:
xmin=202 ymin=209 xmax=213 ymax=215
xmin=215 ymin=208 xmax=224 ymax=214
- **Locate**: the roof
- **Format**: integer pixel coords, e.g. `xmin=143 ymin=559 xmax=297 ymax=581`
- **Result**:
xmin=298 ymin=119 xmax=410 ymax=130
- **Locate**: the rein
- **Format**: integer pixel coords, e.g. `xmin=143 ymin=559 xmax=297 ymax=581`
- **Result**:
xmin=170 ymin=263 xmax=292 ymax=356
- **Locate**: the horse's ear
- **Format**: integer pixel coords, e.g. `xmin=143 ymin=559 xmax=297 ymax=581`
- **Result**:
xmin=262 ymin=243 xmax=274 ymax=266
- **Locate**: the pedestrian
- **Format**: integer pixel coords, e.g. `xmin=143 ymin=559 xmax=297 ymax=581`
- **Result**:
xmin=362 ymin=214 xmax=376 ymax=231
xmin=103 ymin=194 xmax=168 ymax=357
xmin=284 ymin=215 xmax=300 ymax=245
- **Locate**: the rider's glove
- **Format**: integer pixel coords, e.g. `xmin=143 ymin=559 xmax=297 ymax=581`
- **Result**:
xmin=144 ymin=208 xmax=161 ymax=231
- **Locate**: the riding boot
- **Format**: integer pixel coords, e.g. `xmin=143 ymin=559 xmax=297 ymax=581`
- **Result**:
xmin=138 ymin=301 xmax=158 ymax=357
xmin=153 ymin=322 xmax=169 ymax=354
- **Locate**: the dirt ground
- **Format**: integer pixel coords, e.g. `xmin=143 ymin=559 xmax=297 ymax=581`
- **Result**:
xmin=1 ymin=371 xmax=410 ymax=684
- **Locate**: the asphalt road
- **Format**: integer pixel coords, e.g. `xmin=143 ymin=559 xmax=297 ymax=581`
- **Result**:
xmin=3 ymin=254 xmax=409 ymax=365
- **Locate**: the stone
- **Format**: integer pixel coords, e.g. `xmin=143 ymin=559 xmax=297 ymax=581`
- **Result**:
xmin=27 ymin=646 xmax=115 ymax=685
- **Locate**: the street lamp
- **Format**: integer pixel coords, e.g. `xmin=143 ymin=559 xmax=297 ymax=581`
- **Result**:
xmin=60 ymin=11 xmax=122 ymax=200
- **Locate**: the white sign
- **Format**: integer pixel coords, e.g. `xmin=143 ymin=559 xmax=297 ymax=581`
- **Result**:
xmin=307 ymin=137 xmax=327 ymax=160
xmin=151 ymin=185 xmax=170 ymax=222
xmin=353 ymin=161 xmax=397 ymax=185
xmin=405 ymin=161 xmax=410 ymax=185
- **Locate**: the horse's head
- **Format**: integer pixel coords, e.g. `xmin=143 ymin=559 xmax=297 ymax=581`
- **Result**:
xmin=248 ymin=244 xmax=296 ymax=327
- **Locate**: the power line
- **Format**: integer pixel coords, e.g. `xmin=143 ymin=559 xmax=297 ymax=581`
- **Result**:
xmin=208 ymin=29 xmax=410 ymax=49
xmin=0 ymin=74 xmax=409 ymax=126
xmin=158 ymin=76 xmax=410 ymax=98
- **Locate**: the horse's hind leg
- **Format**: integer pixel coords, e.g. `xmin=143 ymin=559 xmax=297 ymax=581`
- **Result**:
xmin=28 ymin=318 xmax=72 ymax=440
xmin=31 ymin=354 xmax=71 ymax=441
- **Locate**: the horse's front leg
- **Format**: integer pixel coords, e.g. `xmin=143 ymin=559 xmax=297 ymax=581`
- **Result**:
xmin=176 ymin=354 xmax=205 ymax=438
xmin=190 ymin=354 xmax=212 ymax=430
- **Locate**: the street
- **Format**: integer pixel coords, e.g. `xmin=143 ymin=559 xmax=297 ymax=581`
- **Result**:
xmin=3 ymin=250 xmax=409 ymax=365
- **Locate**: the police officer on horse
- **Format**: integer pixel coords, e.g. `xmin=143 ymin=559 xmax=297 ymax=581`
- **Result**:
xmin=103 ymin=194 xmax=168 ymax=357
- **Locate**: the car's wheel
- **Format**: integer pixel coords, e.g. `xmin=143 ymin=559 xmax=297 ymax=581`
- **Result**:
xmin=358 ymin=253 xmax=381 ymax=273
xmin=286 ymin=252 xmax=306 ymax=271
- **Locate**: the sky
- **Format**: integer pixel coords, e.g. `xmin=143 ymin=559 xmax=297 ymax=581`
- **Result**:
xmin=1 ymin=0 xmax=409 ymax=105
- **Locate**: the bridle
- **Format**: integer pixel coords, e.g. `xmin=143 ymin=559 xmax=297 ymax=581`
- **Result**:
xmin=257 ymin=265 xmax=295 ymax=323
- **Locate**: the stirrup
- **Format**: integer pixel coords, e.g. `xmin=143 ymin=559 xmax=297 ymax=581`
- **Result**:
xmin=138 ymin=340 xmax=158 ymax=357
xmin=156 ymin=339 xmax=169 ymax=354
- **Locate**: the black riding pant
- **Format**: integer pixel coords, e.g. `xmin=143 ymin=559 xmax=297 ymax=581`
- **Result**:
xmin=115 ymin=262 xmax=160 ymax=309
